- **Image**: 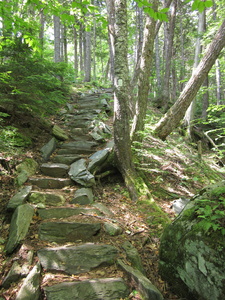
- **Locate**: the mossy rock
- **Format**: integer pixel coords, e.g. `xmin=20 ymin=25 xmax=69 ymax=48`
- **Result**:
xmin=159 ymin=181 xmax=225 ymax=300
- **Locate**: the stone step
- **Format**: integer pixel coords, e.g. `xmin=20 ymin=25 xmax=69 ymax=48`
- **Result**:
xmin=43 ymin=278 xmax=129 ymax=300
xmin=38 ymin=222 xmax=101 ymax=243
xmin=37 ymin=243 xmax=118 ymax=275
xmin=51 ymin=154 xmax=82 ymax=165
xmin=28 ymin=177 xmax=73 ymax=189
xmin=37 ymin=207 xmax=102 ymax=220
xmin=65 ymin=120 xmax=91 ymax=128
xmin=60 ymin=140 xmax=98 ymax=149
xmin=57 ymin=148 xmax=95 ymax=155
xmin=29 ymin=191 xmax=66 ymax=206
xmin=40 ymin=163 xmax=69 ymax=177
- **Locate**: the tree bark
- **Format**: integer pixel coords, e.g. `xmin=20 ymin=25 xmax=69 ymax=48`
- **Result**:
xmin=130 ymin=0 xmax=158 ymax=142
xmin=106 ymin=0 xmax=115 ymax=82
xmin=154 ymin=18 xmax=225 ymax=140
xmin=54 ymin=15 xmax=61 ymax=62
xmin=184 ymin=10 xmax=205 ymax=136
xmin=160 ymin=0 xmax=177 ymax=111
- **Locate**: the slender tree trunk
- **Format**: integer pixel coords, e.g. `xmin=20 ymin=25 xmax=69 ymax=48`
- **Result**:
xmin=84 ymin=29 xmax=91 ymax=82
xmin=130 ymin=0 xmax=158 ymax=142
xmin=106 ymin=0 xmax=115 ymax=82
xmin=74 ymin=25 xmax=78 ymax=79
xmin=184 ymin=10 xmax=205 ymax=136
xmin=160 ymin=0 xmax=177 ymax=111
xmin=216 ymin=59 xmax=223 ymax=104
xmin=39 ymin=10 xmax=45 ymax=57
xmin=154 ymin=18 xmax=225 ymax=140
xmin=79 ymin=23 xmax=84 ymax=75
xmin=155 ymin=33 xmax=161 ymax=95
xmin=201 ymin=77 xmax=209 ymax=120
xmin=54 ymin=15 xmax=61 ymax=62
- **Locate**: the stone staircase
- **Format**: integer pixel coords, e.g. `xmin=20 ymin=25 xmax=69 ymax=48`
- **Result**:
xmin=1 ymin=91 xmax=164 ymax=300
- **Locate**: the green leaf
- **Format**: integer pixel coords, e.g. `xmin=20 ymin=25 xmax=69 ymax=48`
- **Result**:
xmin=205 ymin=0 xmax=213 ymax=8
xmin=160 ymin=8 xmax=169 ymax=13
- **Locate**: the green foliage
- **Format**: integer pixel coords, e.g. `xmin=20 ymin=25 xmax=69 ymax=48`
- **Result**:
xmin=191 ymin=187 xmax=225 ymax=235
xmin=134 ymin=0 xmax=169 ymax=21
xmin=0 ymin=126 xmax=32 ymax=148
xmin=185 ymin=0 xmax=213 ymax=12
xmin=0 ymin=44 xmax=71 ymax=114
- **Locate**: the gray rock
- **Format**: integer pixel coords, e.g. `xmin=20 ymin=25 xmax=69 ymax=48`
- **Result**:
xmin=60 ymin=141 xmax=97 ymax=150
xmin=28 ymin=177 xmax=72 ymax=189
xmin=15 ymin=158 xmax=38 ymax=186
xmin=15 ymin=263 xmax=41 ymax=300
xmin=70 ymin=127 xmax=88 ymax=136
xmin=44 ymin=278 xmax=129 ymax=300
xmin=103 ymin=222 xmax=123 ymax=236
xmin=57 ymin=147 xmax=94 ymax=155
xmin=38 ymin=207 xmax=101 ymax=220
xmin=159 ymin=182 xmax=225 ymax=300
xmin=88 ymin=149 xmax=110 ymax=174
xmin=69 ymin=159 xmax=95 ymax=187
xmin=171 ymin=198 xmax=190 ymax=215
xmin=5 ymin=204 xmax=35 ymax=254
xmin=39 ymin=222 xmax=101 ymax=243
xmin=51 ymin=154 xmax=82 ymax=165
xmin=117 ymin=259 xmax=163 ymax=300
xmin=29 ymin=191 xmax=65 ymax=206
xmin=1 ymin=261 xmax=29 ymax=288
xmin=52 ymin=125 xmax=69 ymax=141
xmin=38 ymin=243 xmax=118 ymax=275
xmin=122 ymin=241 xmax=145 ymax=274
xmin=40 ymin=163 xmax=69 ymax=177
xmin=7 ymin=186 xmax=32 ymax=210
xmin=40 ymin=138 xmax=57 ymax=161
xmin=71 ymin=188 xmax=94 ymax=205
xmin=93 ymin=203 xmax=114 ymax=216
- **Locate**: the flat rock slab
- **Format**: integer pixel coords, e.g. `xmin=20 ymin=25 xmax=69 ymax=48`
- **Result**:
xmin=44 ymin=278 xmax=129 ymax=300
xmin=29 ymin=191 xmax=65 ymax=206
xmin=117 ymin=259 xmax=163 ymax=300
xmin=60 ymin=141 xmax=98 ymax=150
xmin=38 ymin=243 xmax=118 ymax=275
xmin=38 ymin=222 xmax=101 ymax=243
xmin=51 ymin=154 xmax=82 ymax=165
xmin=88 ymin=149 xmax=110 ymax=173
xmin=57 ymin=147 xmax=95 ymax=155
xmin=38 ymin=207 xmax=101 ymax=220
xmin=15 ymin=263 xmax=41 ymax=300
xmin=69 ymin=159 xmax=95 ymax=187
xmin=40 ymin=163 xmax=69 ymax=177
xmin=71 ymin=187 xmax=94 ymax=205
xmin=40 ymin=138 xmax=57 ymax=162
xmin=7 ymin=186 xmax=32 ymax=211
xmin=28 ymin=178 xmax=72 ymax=189
xmin=5 ymin=204 xmax=35 ymax=254
xmin=52 ymin=125 xmax=69 ymax=141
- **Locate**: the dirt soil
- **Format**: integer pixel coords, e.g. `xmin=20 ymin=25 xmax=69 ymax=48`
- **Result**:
xmin=1 ymin=99 xmax=224 ymax=300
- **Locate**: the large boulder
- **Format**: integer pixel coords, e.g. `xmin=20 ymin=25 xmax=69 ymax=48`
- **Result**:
xmin=159 ymin=182 xmax=225 ymax=300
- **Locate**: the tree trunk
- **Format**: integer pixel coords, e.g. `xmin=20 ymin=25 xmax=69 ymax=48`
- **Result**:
xmin=184 ymin=10 xmax=205 ymax=137
xmin=130 ymin=0 xmax=158 ymax=142
xmin=215 ymin=59 xmax=223 ymax=104
xmin=160 ymin=0 xmax=177 ymax=111
xmin=113 ymin=0 xmax=140 ymax=201
xmin=106 ymin=0 xmax=115 ymax=82
xmin=84 ymin=29 xmax=91 ymax=82
xmin=74 ymin=24 xmax=78 ymax=79
xmin=154 ymin=18 xmax=225 ymax=140
xmin=54 ymin=15 xmax=61 ymax=63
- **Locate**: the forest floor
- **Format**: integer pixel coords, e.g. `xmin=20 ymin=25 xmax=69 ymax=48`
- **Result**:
xmin=1 ymin=88 xmax=225 ymax=299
